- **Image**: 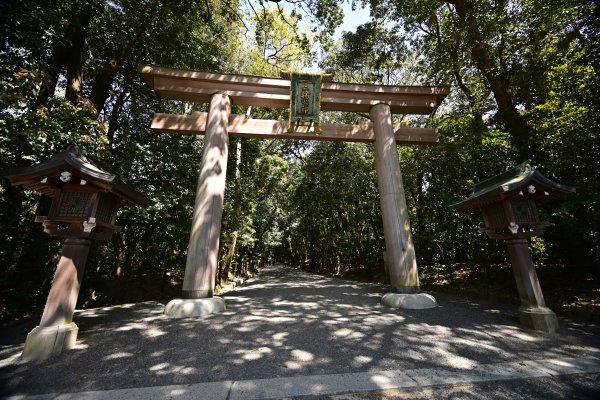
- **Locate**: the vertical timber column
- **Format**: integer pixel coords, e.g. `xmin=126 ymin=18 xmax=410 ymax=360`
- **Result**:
xmin=505 ymin=238 xmax=558 ymax=332
xmin=39 ymin=238 xmax=92 ymax=326
xmin=371 ymin=103 xmax=420 ymax=293
xmin=506 ymin=238 xmax=547 ymax=307
xmin=182 ymin=92 xmax=231 ymax=299
xmin=22 ymin=238 xmax=91 ymax=361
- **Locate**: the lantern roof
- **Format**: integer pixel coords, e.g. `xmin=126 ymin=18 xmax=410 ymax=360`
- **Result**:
xmin=2 ymin=145 xmax=152 ymax=207
xmin=450 ymin=160 xmax=575 ymax=211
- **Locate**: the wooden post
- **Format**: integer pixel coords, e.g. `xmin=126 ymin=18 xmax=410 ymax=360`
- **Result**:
xmin=22 ymin=238 xmax=91 ymax=361
xmin=506 ymin=239 xmax=546 ymax=307
xmin=39 ymin=238 xmax=92 ymax=326
xmin=506 ymin=238 xmax=558 ymax=332
xmin=182 ymin=92 xmax=231 ymax=298
xmin=371 ymin=103 xmax=420 ymax=293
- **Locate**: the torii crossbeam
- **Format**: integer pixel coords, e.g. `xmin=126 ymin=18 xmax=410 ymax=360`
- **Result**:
xmin=140 ymin=65 xmax=450 ymax=316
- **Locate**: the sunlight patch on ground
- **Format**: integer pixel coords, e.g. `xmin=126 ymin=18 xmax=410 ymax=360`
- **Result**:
xmin=71 ymin=342 xmax=89 ymax=350
xmin=282 ymin=349 xmax=317 ymax=370
xmin=0 ymin=352 xmax=21 ymax=367
xmin=149 ymin=362 xmax=197 ymax=376
xmin=445 ymin=355 xmax=477 ymax=369
xmin=271 ymin=332 xmax=288 ymax=347
xmin=115 ymin=322 xmax=148 ymax=331
xmin=149 ymin=362 xmax=170 ymax=371
xmin=333 ymin=327 xmax=365 ymax=340
xmin=291 ymin=349 xmax=314 ymax=362
xmin=453 ymin=337 xmax=505 ymax=353
xmin=104 ymin=352 xmax=134 ymax=360
xmin=352 ymin=355 xmax=373 ymax=367
xmin=230 ymin=347 xmax=273 ymax=363
xmin=271 ymin=300 xmax=321 ymax=310
xmin=144 ymin=327 xmax=167 ymax=338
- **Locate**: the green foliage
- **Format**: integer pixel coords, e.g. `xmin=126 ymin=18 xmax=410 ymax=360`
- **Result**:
xmin=1 ymin=0 xmax=598 ymax=323
xmin=0 ymin=0 xmax=247 ymax=322
xmin=318 ymin=0 xmax=599 ymax=276
xmin=232 ymin=6 xmax=315 ymax=76
xmin=526 ymin=42 xmax=600 ymax=266
xmin=0 ymin=66 xmax=106 ymax=322
xmin=280 ymin=141 xmax=384 ymax=278
xmin=0 ymin=68 xmax=106 ymax=166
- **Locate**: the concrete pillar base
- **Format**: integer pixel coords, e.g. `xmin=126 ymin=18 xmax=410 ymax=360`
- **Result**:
xmin=518 ymin=306 xmax=559 ymax=333
xmin=164 ymin=297 xmax=226 ymax=318
xmin=381 ymin=293 xmax=437 ymax=309
xmin=21 ymin=322 xmax=78 ymax=362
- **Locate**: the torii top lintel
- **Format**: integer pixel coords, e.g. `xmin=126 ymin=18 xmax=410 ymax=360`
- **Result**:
xmin=140 ymin=65 xmax=450 ymax=115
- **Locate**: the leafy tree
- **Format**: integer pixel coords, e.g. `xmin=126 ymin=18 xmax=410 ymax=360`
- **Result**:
xmin=321 ymin=0 xmax=599 ymax=276
xmin=0 ymin=0 xmax=246 ymax=320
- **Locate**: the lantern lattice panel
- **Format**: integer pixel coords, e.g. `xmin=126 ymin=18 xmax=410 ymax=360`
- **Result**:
xmin=55 ymin=191 xmax=92 ymax=219
xmin=512 ymin=200 xmax=537 ymax=225
xmin=95 ymin=193 xmax=118 ymax=224
xmin=484 ymin=202 xmax=507 ymax=228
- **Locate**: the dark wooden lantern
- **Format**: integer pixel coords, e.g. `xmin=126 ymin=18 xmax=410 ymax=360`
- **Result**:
xmin=451 ymin=161 xmax=575 ymax=240
xmin=4 ymin=145 xmax=152 ymax=239
xmin=450 ymin=160 xmax=575 ymax=333
xmin=2 ymin=145 xmax=152 ymax=361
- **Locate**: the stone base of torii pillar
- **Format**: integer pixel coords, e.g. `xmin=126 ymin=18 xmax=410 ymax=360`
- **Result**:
xmin=164 ymin=297 xmax=226 ymax=318
xmin=371 ymin=103 xmax=437 ymax=310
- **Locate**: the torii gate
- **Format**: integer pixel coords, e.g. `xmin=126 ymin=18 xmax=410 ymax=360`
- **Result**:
xmin=140 ymin=65 xmax=449 ymax=316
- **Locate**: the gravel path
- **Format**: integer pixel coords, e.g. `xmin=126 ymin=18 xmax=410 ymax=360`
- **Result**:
xmin=1 ymin=265 xmax=599 ymax=397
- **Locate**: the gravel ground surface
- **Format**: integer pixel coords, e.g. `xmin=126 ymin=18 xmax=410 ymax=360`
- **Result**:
xmin=1 ymin=265 xmax=599 ymax=398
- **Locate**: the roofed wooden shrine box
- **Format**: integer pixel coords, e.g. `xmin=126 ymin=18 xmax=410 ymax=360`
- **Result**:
xmin=452 ymin=161 xmax=575 ymax=240
xmin=4 ymin=145 xmax=151 ymax=240
xmin=2 ymin=145 xmax=152 ymax=361
xmin=451 ymin=161 xmax=575 ymax=333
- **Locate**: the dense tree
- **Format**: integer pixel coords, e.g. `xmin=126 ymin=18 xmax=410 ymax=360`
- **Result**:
xmin=317 ymin=0 xmax=599 ymax=275
xmin=1 ymin=0 xmax=597 ymax=323
xmin=0 ymin=0 xmax=247 ymax=320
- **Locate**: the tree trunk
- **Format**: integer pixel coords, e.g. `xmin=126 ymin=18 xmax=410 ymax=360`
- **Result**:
xmin=432 ymin=11 xmax=486 ymax=145
xmin=36 ymin=1 xmax=93 ymax=106
xmin=451 ymin=0 xmax=532 ymax=158
xmin=111 ymin=232 xmax=123 ymax=277
xmin=64 ymin=3 xmax=93 ymax=102
xmin=140 ymin=217 xmax=156 ymax=273
xmin=223 ymin=138 xmax=243 ymax=282
xmin=106 ymin=86 xmax=129 ymax=148
xmin=89 ymin=0 xmax=159 ymax=113
xmin=36 ymin=42 xmax=66 ymax=107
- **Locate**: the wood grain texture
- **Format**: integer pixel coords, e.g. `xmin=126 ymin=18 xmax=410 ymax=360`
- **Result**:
xmin=152 ymin=113 xmax=439 ymax=145
xmin=182 ymin=93 xmax=231 ymax=298
xmin=140 ymin=65 xmax=449 ymax=115
xmin=371 ymin=103 xmax=420 ymax=292
xmin=40 ymin=239 xmax=91 ymax=327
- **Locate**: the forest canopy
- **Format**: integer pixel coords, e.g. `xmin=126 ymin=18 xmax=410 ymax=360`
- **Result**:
xmin=1 ymin=0 xmax=598 ymax=322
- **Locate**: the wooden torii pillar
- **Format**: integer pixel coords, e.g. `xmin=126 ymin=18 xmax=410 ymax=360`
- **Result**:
xmin=140 ymin=66 xmax=449 ymax=316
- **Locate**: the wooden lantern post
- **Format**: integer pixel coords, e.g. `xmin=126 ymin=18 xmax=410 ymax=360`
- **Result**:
xmin=451 ymin=161 xmax=575 ymax=332
xmin=2 ymin=146 xmax=152 ymax=361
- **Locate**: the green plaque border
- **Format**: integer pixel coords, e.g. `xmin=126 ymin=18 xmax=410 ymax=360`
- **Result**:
xmin=288 ymin=72 xmax=322 ymax=133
